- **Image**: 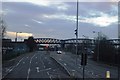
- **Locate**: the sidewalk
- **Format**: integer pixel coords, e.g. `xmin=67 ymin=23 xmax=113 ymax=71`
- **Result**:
xmin=50 ymin=51 xmax=118 ymax=78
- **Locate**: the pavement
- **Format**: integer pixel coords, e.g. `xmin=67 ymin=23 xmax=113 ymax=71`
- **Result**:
xmin=50 ymin=51 xmax=118 ymax=79
xmin=2 ymin=51 xmax=70 ymax=80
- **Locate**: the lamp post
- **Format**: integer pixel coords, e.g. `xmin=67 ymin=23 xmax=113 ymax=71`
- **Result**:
xmin=74 ymin=0 xmax=79 ymax=65
xmin=15 ymin=32 xmax=22 ymax=42
xmin=93 ymin=31 xmax=100 ymax=62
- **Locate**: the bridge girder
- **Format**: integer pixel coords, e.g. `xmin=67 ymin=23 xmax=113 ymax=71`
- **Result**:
xmin=34 ymin=38 xmax=120 ymax=46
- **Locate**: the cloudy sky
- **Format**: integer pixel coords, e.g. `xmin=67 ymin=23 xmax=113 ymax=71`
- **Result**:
xmin=1 ymin=0 xmax=119 ymax=40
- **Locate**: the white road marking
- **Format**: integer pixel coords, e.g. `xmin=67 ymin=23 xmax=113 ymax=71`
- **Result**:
xmin=36 ymin=57 xmax=37 ymax=58
xmin=5 ymin=66 xmax=13 ymax=72
xmin=27 ymin=68 xmax=31 ymax=80
xmin=44 ymin=66 xmax=46 ymax=68
xmin=9 ymin=69 xmax=12 ymax=72
xmin=23 ymin=62 xmax=25 ymax=64
xmin=16 ymin=57 xmax=24 ymax=66
xmin=36 ymin=67 xmax=40 ymax=72
xmin=2 ymin=57 xmax=24 ymax=78
xmin=48 ymin=68 xmax=51 ymax=70
xmin=64 ymin=63 xmax=67 ymax=66
xmin=72 ymin=70 xmax=75 ymax=71
xmin=9 ymin=59 xmax=15 ymax=61
xmin=59 ymin=59 xmax=62 ymax=60
xmin=47 ymin=72 xmax=50 ymax=75
xmin=39 ymin=68 xmax=51 ymax=72
xmin=47 ymin=72 xmax=52 ymax=80
xmin=29 ymin=54 xmax=36 ymax=64
xmin=92 ymin=72 xmax=94 ymax=75
xmin=27 ymin=53 xmax=38 ymax=80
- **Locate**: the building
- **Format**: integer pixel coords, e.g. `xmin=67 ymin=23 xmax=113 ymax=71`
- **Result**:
xmin=2 ymin=39 xmax=29 ymax=54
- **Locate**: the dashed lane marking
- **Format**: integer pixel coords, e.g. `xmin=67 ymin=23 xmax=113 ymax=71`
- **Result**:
xmin=27 ymin=53 xmax=38 ymax=80
xmin=64 ymin=63 xmax=67 ymax=66
xmin=59 ymin=59 xmax=62 ymax=61
xmin=27 ymin=68 xmax=31 ymax=80
xmin=44 ymin=66 xmax=46 ymax=68
xmin=39 ymin=68 xmax=51 ymax=72
xmin=47 ymin=72 xmax=52 ymax=80
xmin=36 ymin=67 xmax=40 ymax=72
xmin=72 ymin=70 xmax=76 ymax=71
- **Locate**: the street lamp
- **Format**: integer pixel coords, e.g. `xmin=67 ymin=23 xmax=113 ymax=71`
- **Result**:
xmin=83 ymin=35 xmax=89 ymax=39
xmin=93 ymin=31 xmax=100 ymax=62
xmin=74 ymin=0 xmax=79 ymax=65
xmin=15 ymin=32 xmax=22 ymax=42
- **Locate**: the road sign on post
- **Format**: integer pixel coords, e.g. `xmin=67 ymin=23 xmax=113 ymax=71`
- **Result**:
xmin=81 ymin=53 xmax=87 ymax=66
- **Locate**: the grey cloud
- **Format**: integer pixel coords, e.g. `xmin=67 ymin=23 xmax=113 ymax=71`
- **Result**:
xmin=2 ymin=2 xmax=118 ymax=39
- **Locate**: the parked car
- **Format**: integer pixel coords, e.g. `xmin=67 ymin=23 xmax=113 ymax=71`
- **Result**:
xmin=57 ymin=51 xmax=62 ymax=54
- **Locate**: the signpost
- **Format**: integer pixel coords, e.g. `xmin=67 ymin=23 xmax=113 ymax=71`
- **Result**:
xmin=81 ymin=41 xmax=88 ymax=80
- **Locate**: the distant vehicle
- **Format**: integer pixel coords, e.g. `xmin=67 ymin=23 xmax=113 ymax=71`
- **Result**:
xmin=91 ymin=51 xmax=94 ymax=54
xmin=57 ymin=51 xmax=62 ymax=54
xmin=39 ymin=48 xmax=44 ymax=51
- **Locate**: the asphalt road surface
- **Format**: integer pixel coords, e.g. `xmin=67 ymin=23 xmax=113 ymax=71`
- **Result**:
xmin=2 ymin=51 xmax=69 ymax=80
xmin=50 ymin=51 xmax=118 ymax=79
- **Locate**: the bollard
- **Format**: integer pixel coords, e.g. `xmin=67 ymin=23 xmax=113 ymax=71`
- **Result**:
xmin=106 ymin=71 xmax=110 ymax=78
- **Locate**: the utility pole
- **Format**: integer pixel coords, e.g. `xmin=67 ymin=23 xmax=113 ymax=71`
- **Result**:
xmin=97 ymin=32 xmax=100 ymax=62
xmin=93 ymin=31 xmax=100 ymax=62
xmin=15 ymin=32 xmax=22 ymax=42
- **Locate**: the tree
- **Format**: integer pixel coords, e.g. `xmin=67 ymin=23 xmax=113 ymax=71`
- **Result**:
xmin=0 ymin=18 xmax=6 ymax=39
xmin=93 ymin=36 xmax=116 ymax=64
xmin=26 ymin=36 xmax=37 ymax=52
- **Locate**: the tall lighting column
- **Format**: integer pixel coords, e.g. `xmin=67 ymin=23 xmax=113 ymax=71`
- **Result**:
xmin=75 ymin=0 xmax=79 ymax=65
xmin=15 ymin=32 xmax=22 ymax=42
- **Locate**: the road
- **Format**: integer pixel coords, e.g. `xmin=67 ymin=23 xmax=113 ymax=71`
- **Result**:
xmin=2 ymin=51 xmax=69 ymax=80
xmin=50 ymin=51 xmax=118 ymax=79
